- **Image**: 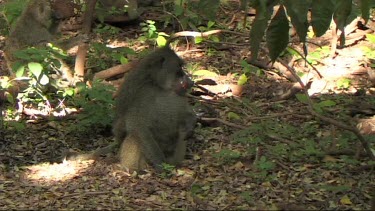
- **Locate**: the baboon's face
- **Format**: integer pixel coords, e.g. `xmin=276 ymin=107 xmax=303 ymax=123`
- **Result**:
xmin=31 ymin=1 xmax=53 ymax=27
xmin=154 ymin=53 xmax=193 ymax=95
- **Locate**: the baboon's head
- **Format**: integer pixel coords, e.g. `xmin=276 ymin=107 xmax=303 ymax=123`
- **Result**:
xmin=29 ymin=0 xmax=53 ymax=27
xmin=146 ymin=47 xmax=193 ymax=94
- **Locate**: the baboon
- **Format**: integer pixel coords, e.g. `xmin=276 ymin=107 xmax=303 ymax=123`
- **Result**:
xmin=66 ymin=47 xmax=196 ymax=172
xmin=3 ymin=0 xmax=85 ymax=75
xmin=113 ymin=46 xmax=196 ymax=171
xmin=4 ymin=0 xmax=56 ymax=71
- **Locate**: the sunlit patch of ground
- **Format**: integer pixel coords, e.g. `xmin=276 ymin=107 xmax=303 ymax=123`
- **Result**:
xmin=24 ymin=160 xmax=94 ymax=185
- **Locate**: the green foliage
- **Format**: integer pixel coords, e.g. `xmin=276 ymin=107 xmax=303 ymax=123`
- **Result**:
xmin=284 ymin=0 xmax=310 ymax=43
xmin=213 ymin=149 xmax=241 ymax=163
xmin=95 ymin=2 xmax=128 ymax=23
xmin=362 ymin=34 xmax=375 ymax=59
xmin=295 ymin=93 xmax=337 ymax=114
xmin=159 ymin=163 xmax=177 ymax=178
xmin=249 ymin=0 xmax=277 ymax=62
xmin=88 ymin=42 xmax=135 ymax=70
xmin=336 ymin=78 xmax=351 ymax=90
xmin=0 ymin=0 xmax=27 ymax=30
xmin=69 ymin=81 xmax=115 ymax=134
xmin=247 ymin=156 xmax=276 ymax=182
xmin=255 ymin=156 xmax=275 ymax=171
xmin=240 ymin=191 xmax=254 ymax=204
xmin=247 ymin=0 xmax=371 ymax=61
xmin=93 ymin=24 xmax=121 ymax=37
xmin=229 ymin=118 xmax=367 ymax=165
xmin=195 ymin=21 xmax=220 ymax=44
xmin=306 ymin=46 xmax=330 ymax=65
xmin=10 ymin=46 xmax=69 ymax=104
xmin=190 ymin=183 xmax=210 ymax=196
xmin=162 ymin=0 xmax=220 ymax=31
xmin=311 ymin=0 xmax=335 ymax=37
xmin=266 ymin=5 xmax=289 ymax=62
xmin=139 ymin=20 xmax=169 ymax=46
xmin=4 ymin=120 xmax=26 ymax=132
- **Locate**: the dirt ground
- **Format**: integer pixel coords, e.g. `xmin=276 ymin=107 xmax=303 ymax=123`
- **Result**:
xmin=1 ymin=3 xmax=374 ymax=210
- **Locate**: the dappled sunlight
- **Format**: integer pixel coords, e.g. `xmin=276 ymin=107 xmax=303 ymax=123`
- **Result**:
xmin=24 ymin=160 xmax=94 ymax=185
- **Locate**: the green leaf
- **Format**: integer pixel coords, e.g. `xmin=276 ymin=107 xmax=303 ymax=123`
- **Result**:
xmin=250 ymin=12 xmax=269 ymax=61
xmin=266 ymin=5 xmax=289 ymax=62
xmin=249 ymin=0 xmax=277 ymax=61
xmin=311 ymin=0 xmax=335 ymax=37
xmin=28 ymin=62 xmax=43 ymax=78
xmin=318 ymin=100 xmax=336 ymax=107
xmin=207 ymin=21 xmax=215 ymax=28
xmin=156 ymin=35 xmax=167 ymax=47
xmin=336 ymin=78 xmax=351 ymax=89
xmin=174 ymin=4 xmax=184 ymax=16
xmin=366 ymin=34 xmax=375 ymax=43
xmin=194 ymin=36 xmax=203 ymax=44
xmin=283 ymin=0 xmax=310 ymax=43
xmin=238 ymin=74 xmax=248 ymax=86
xmin=296 ymin=93 xmax=308 ymax=104
xmin=64 ymin=88 xmax=75 ymax=97
xmin=333 ymin=0 xmax=352 ymax=30
xmin=6 ymin=92 xmax=14 ymax=104
xmin=120 ymin=56 xmax=128 ymax=64
xmin=228 ymin=112 xmax=241 ymax=120
xmin=15 ymin=65 xmax=25 ymax=78
xmin=313 ymin=104 xmax=323 ymax=113
xmin=198 ymin=0 xmax=220 ymax=20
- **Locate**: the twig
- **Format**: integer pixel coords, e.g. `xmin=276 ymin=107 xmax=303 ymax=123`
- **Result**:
xmin=277 ymin=58 xmax=375 ymax=161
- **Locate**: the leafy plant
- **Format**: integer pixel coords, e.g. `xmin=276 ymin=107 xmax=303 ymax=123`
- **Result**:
xmin=162 ymin=0 xmax=220 ymax=31
xmin=0 ymin=0 xmax=27 ymax=30
xmin=159 ymin=163 xmax=176 ymax=178
xmin=93 ymin=23 xmax=121 ymax=37
xmin=10 ymin=46 xmax=70 ymax=105
xmin=306 ymin=46 xmax=330 ymax=65
xmin=213 ymin=149 xmax=241 ymax=164
xmin=95 ymin=2 xmax=128 ymax=23
xmin=88 ymin=42 xmax=135 ymax=70
xmin=247 ymin=0 xmax=367 ymax=62
xmin=237 ymin=60 xmax=262 ymax=86
xmin=336 ymin=78 xmax=351 ymax=90
xmin=255 ymin=156 xmax=275 ymax=171
xmin=69 ymin=80 xmax=115 ymax=134
xmin=139 ymin=20 xmax=169 ymax=46
xmin=295 ymin=94 xmax=337 ymax=114
xmin=195 ymin=21 xmax=220 ymax=44
xmin=248 ymin=156 xmax=276 ymax=182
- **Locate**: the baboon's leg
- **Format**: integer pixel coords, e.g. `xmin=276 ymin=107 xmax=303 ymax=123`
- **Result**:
xmin=119 ymin=134 xmax=147 ymax=171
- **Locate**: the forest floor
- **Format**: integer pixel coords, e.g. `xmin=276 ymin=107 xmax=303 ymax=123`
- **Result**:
xmin=1 ymin=3 xmax=375 ymax=210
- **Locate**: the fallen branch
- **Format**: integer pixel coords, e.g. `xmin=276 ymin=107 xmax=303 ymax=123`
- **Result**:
xmin=93 ymin=61 xmax=138 ymax=80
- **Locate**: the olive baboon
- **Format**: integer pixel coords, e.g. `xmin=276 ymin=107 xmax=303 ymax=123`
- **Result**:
xmin=4 ymin=0 xmax=55 ymax=71
xmin=113 ymin=47 xmax=196 ymax=171
xmin=65 ymin=47 xmax=196 ymax=172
